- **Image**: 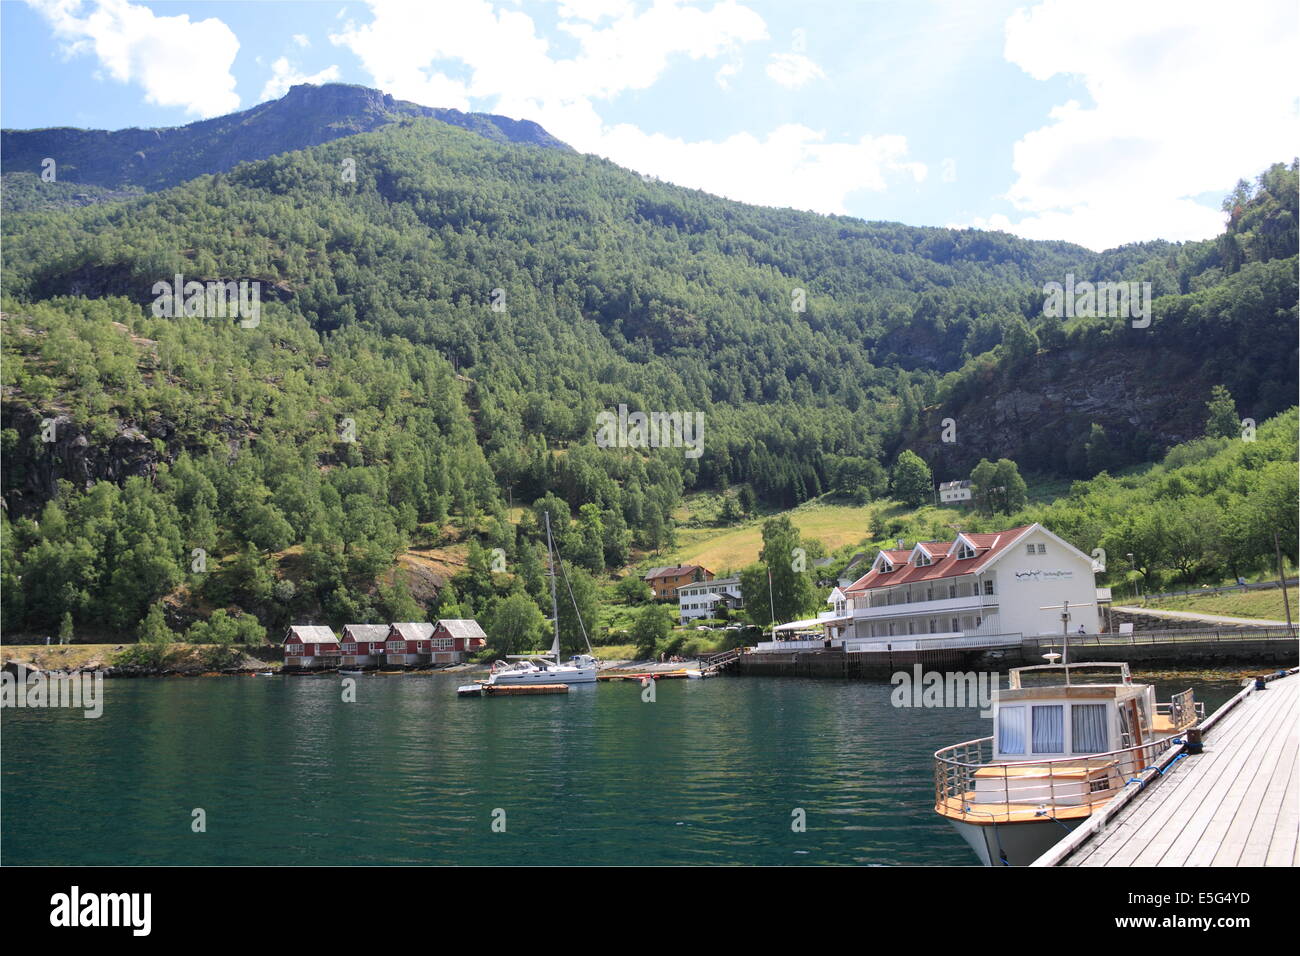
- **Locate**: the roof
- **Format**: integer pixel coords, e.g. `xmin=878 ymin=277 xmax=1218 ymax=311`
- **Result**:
xmin=643 ymin=564 xmax=710 ymax=581
xmin=436 ymin=619 xmax=487 ymax=639
xmin=390 ymin=622 xmax=435 ymax=641
xmin=284 ymin=625 xmax=338 ymax=644
xmin=939 ymin=480 xmax=972 ymax=491
xmin=343 ymin=624 xmax=391 ymax=641
xmin=678 ymin=575 xmax=739 ymax=592
xmin=845 ymin=525 xmax=1037 ymax=593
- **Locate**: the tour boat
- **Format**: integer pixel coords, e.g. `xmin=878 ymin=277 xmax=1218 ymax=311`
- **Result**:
xmin=480 ymin=511 xmax=598 ymax=689
xmin=933 ymin=661 xmax=1200 ymax=866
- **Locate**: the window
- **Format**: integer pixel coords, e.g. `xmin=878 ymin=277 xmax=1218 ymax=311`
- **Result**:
xmin=948 ymin=584 xmax=957 ymax=598
xmin=285 ymin=644 xmax=303 ymax=654
xmin=983 ymin=580 xmax=994 ymax=595
xmin=957 ymin=543 xmax=975 ymax=559
xmin=1032 ymin=705 xmax=1065 ymax=753
xmin=1036 ymin=543 xmax=1046 ymax=554
xmin=342 ymin=643 xmax=357 ymax=654
xmin=1072 ymin=704 xmax=1109 ymax=753
xmin=1026 ymin=544 xmax=1035 ymax=555
xmin=998 ymin=706 xmax=1026 ymax=754
xmin=916 ymin=551 xmax=931 ymax=566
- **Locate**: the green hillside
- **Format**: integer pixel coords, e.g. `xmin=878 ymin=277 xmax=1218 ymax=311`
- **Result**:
xmin=1 ymin=96 xmax=1295 ymax=646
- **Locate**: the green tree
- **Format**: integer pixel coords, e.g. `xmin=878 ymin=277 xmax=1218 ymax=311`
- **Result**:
xmin=138 ymin=602 xmax=173 ymax=645
xmin=631 ymin=603 xmax=674 ymax=659
xmin=484 ymin=592 xmax=546 ymax=656
xmin=1205 ymin=385 xmax=1239 ymax=439
xmin=891 ymin=450 xmax=933 ymax=508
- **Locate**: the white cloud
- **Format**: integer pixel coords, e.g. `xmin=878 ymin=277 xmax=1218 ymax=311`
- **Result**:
xmin=987 ymin=0 xmax=1299 ymax=249
xmin=599 ymin=124 xmax=925 ymax=214
xmin=28 ymin=0 xmax=240 ymax=118
xmin=765 ymin=52 xmax=825 ymax=89
xmin=331 ymin=0 xmax=923 ymax=215
xmin=260 ymin=57 xmax=343 ymax=101
xmin=292 ymin=33 xmax=311 ymax=48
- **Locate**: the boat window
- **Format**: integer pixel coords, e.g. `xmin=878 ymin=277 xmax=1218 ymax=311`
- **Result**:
xmin=998 ymin=705 xmax=1026 ymax=755
xmin=1071 ymin=703 xmax=1109 ymax=753
xmin=1031 ymin=705 xmax=1065 ymax=753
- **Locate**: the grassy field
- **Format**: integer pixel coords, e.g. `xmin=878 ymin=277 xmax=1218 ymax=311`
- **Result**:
xmin=1142 ymin=587 xmax=1299 ymax=621
xmin=666 ymin=501 xmax=877 ymax=572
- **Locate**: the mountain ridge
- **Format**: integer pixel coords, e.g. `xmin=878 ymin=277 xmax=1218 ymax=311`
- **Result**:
xmin=0 ymin=82 xmax=570 ymax=195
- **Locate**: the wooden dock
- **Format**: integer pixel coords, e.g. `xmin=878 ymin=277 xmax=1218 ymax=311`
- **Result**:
xmin=1039 ymin=670 xmax=1298 ymax=867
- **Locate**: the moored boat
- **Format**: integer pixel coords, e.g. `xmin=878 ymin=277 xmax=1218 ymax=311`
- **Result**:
xmin=479 ymin=510 xmax=599 ymax=690
xmin=933 ymin=661 xmax=1200 ymax=865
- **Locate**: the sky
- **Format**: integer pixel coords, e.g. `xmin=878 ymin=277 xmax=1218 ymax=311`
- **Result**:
xmin=1 ymin=0 xmax=1296 ymax=251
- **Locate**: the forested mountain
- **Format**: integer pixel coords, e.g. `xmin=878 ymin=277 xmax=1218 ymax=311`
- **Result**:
xmin=1 ymin=88 xmax=1294 ymax=643
xmin=1 ymin=82 xmax=568 ymax=202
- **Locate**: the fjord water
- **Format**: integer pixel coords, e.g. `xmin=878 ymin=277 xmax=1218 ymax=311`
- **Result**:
xmin=2 ymin=672 xmax=1241 ymax=866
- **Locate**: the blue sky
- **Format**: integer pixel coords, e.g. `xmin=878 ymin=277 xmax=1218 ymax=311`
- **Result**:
xmin=3 ymin=0 xmax=1296 ymax=249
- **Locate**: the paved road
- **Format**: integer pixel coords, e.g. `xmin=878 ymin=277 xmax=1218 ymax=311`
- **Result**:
xmin=1112 ymin=605 xmax=1292 ymax=628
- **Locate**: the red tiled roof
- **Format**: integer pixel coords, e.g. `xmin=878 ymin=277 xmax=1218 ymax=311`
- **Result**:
xmin=845 ymin=525 xmax=1036 ymax=592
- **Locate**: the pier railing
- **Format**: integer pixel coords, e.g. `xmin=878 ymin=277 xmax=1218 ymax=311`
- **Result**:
xmin=934 ymin=731 xmax=1188 ymax=823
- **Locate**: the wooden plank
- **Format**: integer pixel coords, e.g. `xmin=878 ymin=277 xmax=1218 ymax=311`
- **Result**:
xmin=1179 ymin=684 xmax=1297 ymax=866
xmin=1127 ymin=684 xmax=1286 ymax=865
xmin=1075 ymin=675 xmax=1297 ymax=867
xmin=1264 ymin=749 xmax=1299 ymax=867
xmin=1085 ymin=692 xmax=1264 ymax=866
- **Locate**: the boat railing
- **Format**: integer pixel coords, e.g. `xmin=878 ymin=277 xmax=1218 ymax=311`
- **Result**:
xmin=934 ymin=731 xmax=1184 ymax=821
xmin=1155 ymin=687 xmax=1203 ymax=729
xmin=1007 ymin=661 xmax=1131 ymax=688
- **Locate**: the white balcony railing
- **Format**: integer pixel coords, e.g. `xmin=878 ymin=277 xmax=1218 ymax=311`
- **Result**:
xmin=851 ymin=593 xmax=998 ymax=621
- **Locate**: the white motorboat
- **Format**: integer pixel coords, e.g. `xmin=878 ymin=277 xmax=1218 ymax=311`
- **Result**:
xmin=933 ymin=661 xmax=1200 ymax=865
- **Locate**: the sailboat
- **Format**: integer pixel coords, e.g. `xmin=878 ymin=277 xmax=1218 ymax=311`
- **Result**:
xmin=482 ymin=511 xmax=598 ymax=687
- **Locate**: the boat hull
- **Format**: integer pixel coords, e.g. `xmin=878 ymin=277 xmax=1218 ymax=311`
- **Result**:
xmin=487 ymin=666 xmax=597 ymax=686
xmin=946 ymin=816 xmax=1083 ymax=866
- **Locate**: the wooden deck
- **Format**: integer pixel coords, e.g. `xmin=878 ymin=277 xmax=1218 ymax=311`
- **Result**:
xmin=1062 ymin=672 xmax=1298 ymax=867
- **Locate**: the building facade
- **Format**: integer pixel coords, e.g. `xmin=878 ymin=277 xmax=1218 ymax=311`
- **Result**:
xmin=644 ymin=564 xmax=714 ymax=600
xmin=676 ymin=576 xmax=743 ymax=624
xmin=840 ymin=524 xmax=1100 ymax=647
xmin=430 ymin=619 xmax=488 ymax=664
xmin=341 ymin=624 xmax=390 ymax=667
xmin=282 ymin=625 xmax=341 ymax=668
xmin=939 ymin=480 xmax=973 ymax=505
xmin=385 ymin=622 xmax=436 ymax=666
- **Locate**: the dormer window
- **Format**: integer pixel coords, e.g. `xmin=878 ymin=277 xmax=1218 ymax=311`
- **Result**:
xmin=956 ymin=543 xmax=976 ymax=560
xmin=915 ymin=552 xmax=931 ymax=567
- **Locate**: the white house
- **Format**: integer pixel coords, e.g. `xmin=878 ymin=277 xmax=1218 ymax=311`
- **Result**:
xmin=939 ymin=480 xmax=973 ymax=505
xmin=677 ymin=576 xmax=743 ymax=625
xmin=839 ymin=524 xmax=1100 ymax=649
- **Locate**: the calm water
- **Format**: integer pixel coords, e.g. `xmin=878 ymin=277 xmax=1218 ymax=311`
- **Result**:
xmin=1 ymin=671 xmax=1243 ymax=866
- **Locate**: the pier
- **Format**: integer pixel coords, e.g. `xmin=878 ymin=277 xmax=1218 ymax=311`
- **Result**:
xmin=1034 ymin=668 xmax=1298 ymax=867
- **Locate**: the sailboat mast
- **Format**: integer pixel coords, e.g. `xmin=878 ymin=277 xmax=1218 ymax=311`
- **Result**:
xmin=544 ymin=511 xmax=561 ymax=660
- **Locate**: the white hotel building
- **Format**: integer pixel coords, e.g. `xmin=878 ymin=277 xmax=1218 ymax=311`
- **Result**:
xmin=766 ymin=524 xmax=1102 ymax=652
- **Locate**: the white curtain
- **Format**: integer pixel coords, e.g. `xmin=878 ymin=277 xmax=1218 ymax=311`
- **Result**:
xmin=998 ymin=705 xmax=1026 ymax=755
xmin=1072 ymin=703 xmax=1109 ymax=753
xmin=1032 ymin=705 xmax=1064 ymax=753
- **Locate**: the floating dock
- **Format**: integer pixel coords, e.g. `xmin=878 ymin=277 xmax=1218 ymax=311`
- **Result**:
xmin=457 ymin=682 xmax=571 ymax=697
xmin=1035 ymin=668 xmax=1298 ymax=867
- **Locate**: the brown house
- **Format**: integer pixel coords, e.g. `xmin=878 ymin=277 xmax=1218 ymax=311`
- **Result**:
xmin=643 ymin=564 xmax=714 ymax=600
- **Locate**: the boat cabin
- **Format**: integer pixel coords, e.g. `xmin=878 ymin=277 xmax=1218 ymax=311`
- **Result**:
xmin=991 ymin=662 xmax=1156 ymax=762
